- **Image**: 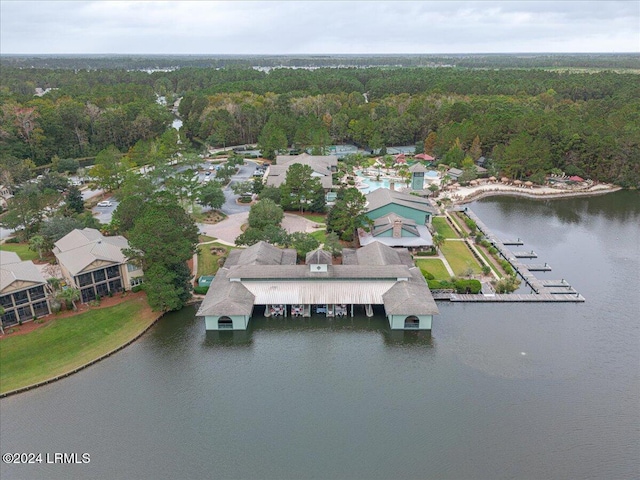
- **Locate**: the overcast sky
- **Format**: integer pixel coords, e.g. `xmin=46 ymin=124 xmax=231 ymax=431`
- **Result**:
xmin=1 ymin=1 xmax=638 ymax=55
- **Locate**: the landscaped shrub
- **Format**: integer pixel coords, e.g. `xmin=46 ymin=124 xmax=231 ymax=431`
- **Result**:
xmin=454 ymin=279 xmax=482 ymax=294
xmin=131 ymin=285 xmax=143 ymax=293
xmin=463 ymin=217 xmax=477 ymax=231
xmin=488 ymin=246 xmax=498 ymax=255
xmin=5 ymin=237 xmax=19 ymax=244
xmin=499 ymin=260 xmax=514 ymax=275
xmin=421 ymin=270 xmax=435 ymax=280
xmin=193 ymin=286 xmax=209 ymax=295
xmin=415 ymin=250 xmax=437 ymax=256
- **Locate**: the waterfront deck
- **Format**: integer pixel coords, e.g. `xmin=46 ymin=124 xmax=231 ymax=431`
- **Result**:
xmin=450 ymin=293 xmax=585 ymax=302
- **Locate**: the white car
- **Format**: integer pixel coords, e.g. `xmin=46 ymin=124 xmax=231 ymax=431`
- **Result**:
xmin=96 ymin=201 xmax=113 ymax=207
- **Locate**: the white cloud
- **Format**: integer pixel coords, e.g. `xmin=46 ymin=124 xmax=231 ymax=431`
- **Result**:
xmin=1 ymin=1 xmax=638 ymax=54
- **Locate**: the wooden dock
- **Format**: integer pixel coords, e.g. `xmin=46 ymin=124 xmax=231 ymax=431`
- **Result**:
xmin=527 ymin=264 xmax=552 ymax=271
xmin=514 ymin=251 xmax=537 ymax=258
xmin=502 ymin=239 xmax=524 ymax=246
xmin=450 ymin=293 xmax=585 ymax=302
xmin=448 ymin=208 xmax=585 ymax=302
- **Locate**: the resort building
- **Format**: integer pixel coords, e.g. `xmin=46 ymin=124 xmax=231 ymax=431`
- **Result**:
xmin=358 ymin=188 xmax=437 ymax=250
xmin=266 ymin=153 xmax=338 ymax=191
xmin=196 ymin=241 xmax=438 ymax=331
xmin=0 ymin=251 xmax=51 ymax=327
xmin=53 ymin=228 xmax=144 ymax=303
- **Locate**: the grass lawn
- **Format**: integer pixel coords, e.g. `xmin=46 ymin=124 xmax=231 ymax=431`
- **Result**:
xmin=431 ymin=217 xmax=459 ymax=239
xmin=451 ymin=212 xmax=470 ymax=234
xmin=415 ymin=258 xmax=451 ymax=281
xmin=197 ymin=242 xmax=232 ymax=277
xmin=198 ymin=234 xmax=217 ymax=243
xmin=475 ymin=246 xmax=503 ymax=278
xmin=0 ymin=243 xmax=39 ymax=261
xmin=0 ymin=297 xmax=158 ymax=394
xmin=440 ymin=240 xmax=483 ymax=276
xmin=310 ymin=229 xmax=327 ymax=244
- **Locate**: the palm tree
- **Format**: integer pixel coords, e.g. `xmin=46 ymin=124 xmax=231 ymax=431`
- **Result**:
xmin=56 ymin=288 xmax=81 ymax=311
xmin=432 ymin=233 xmax=445 ymax=253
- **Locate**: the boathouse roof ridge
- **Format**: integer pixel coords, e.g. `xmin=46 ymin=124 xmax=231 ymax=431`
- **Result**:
xmin=382 ymin=269 xmax=439 ymax=315
xmin=196 ymin=273 xmax=255 ymax=316
xmin=225 ymin=241 xmax=297 ymax=267
xmin=227 ymin=264 xmax=412 ymax=280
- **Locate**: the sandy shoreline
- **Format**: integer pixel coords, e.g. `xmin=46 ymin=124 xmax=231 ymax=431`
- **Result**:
xmin=436 ymin=183 xmax=622 ymax=205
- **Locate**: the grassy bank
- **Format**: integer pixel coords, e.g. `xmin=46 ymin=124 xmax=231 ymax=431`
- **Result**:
xmin=440 ymin=240 xmax=483 ymax=276
xmin=0 ymin=243 xmax=39 ymax=261
xmin=0 ymin=297 xmax=158 ymax=394
xmin=197 ymin=242 xmax=232 ymax=277
xmin=431 ymin=217 xmax=459 ymax=239
xmin=415 ymin=258 xmax=451 ymax=281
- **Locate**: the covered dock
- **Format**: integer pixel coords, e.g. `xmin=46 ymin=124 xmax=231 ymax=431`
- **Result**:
xmin=196 ymin=242 xmax=438 ymax=331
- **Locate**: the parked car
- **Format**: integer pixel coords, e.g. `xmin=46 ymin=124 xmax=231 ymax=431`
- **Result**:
xmin=96 ymin=201 xmax=113 ymax=207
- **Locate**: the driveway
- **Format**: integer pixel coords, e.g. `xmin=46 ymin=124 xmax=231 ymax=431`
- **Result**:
xmin=220 ymin=161 xmax=259 ymax=215
xmin=198 ymin=212 xmax=323 ymax=246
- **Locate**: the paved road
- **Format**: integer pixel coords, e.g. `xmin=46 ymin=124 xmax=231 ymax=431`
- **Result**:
xmin=220 ymin=161 xmax=259 ymax=215
xmin=198 ymin=212 xmax=323 ymax=246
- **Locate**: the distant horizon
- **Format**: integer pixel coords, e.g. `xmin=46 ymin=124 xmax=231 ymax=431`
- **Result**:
xmin=2 ymin=52 xmax=638 ymax=57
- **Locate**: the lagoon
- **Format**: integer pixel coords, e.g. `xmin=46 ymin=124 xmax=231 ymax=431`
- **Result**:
xmin=1 ymin=191 xmax=638 ymax=480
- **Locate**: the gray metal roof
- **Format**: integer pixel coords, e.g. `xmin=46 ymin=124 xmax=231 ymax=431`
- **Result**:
xmin=196 ymin=274 xmax=255 ymax=316
xmin=227 ymin=264 xmax=411 ymax=280
xmin=0 ymin=251 xmax=21 ymax=265
xmin=365 ymin=189 xmax=437 ymax=215
xmin=53 ymin=228 xmax=130 ymax=276
xmin=1 ymin=260 xmax=47 ymax=292
xmin=382 ymin=269 xmax=439 ymax=315
xmin=225 ymin=242 xmax=297 ymax=267
xmin=266 ymin=153 xmax=337 ymax=189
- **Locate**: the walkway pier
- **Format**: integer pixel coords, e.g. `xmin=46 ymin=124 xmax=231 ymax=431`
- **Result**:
xmin=445 ymin=207 xmax=585 ymax=303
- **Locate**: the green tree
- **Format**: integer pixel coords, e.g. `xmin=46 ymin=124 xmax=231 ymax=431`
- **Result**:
xmin=28 ymin=235 xmax=46 ymax=260
xmin=259 ymin=186 xmax=282 ymax=204
xmin=40 ymin=216 xmax=83 ymax=245
xmin=326 ymin=187 xmax=367 ymax=241
xmin=248 ymin=199 xmax=284 ymax=230
xmin=56 ymin=287 xmax=81 ymax=310
xmin=323 ymin=231 xmax=343 ymax=257
xmin=235 ymin=224 xmax=290 ymax=247
xmin=287 ymin=232 xmax=320 ymax=260
xmin=65 ymin=185 xmax=85 ymax=214
xmin=432 ymin=233 xmax=445 ymax=252
xmin=198 ymin=183 xmax=225 ymax=211
xmin=91 ymin=145 xmax=131 ymax=192
xmin=125 ymin=199 xmax=199 ymax=311
xmin=258 ymin=121 xmax=288 ymax=161
xmin=280 ymin=163 xmax=326 ymax=213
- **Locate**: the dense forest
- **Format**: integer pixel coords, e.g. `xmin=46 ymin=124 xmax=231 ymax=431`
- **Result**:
xmin=1 ymin=56 xmax=639 ymax=187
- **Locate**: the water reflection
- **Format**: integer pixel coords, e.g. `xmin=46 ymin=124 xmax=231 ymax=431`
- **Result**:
xmin=203 ymin=329 xmax=253 ymax=347
xmin=200 ymin=315 xmax=436 ymax=349
xmin=382 ymin=328 xmax=434 ymax=348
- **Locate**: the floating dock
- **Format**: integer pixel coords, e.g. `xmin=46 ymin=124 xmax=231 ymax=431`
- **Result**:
xmin=513 ymin=251 xmax=537 ymax=258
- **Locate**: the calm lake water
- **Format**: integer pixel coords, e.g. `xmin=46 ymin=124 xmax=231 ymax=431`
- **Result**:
xmin=1 ymin=192 xmax=638 ymax=480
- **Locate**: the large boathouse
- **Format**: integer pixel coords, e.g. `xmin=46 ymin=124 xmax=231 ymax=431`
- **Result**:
xmin=196 ymin=241 xmax=438 ymax=331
